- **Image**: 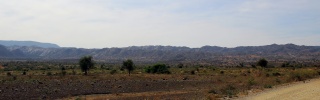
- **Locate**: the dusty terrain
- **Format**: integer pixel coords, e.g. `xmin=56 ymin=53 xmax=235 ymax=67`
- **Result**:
xmin=241 ymin=78 xmax=320 ymax=100
xmin=0 ymin=75 xmax=219 ymax=100
xmin=1 ymin=66 xmax=320 ymax=100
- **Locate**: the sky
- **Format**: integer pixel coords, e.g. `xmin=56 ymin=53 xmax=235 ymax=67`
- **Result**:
xmin=0 ymin=0 xmax=320 ymax=48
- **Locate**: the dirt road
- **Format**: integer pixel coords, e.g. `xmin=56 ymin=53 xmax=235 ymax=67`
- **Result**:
xmin=241 ymin=78 xmax=320 ymax=100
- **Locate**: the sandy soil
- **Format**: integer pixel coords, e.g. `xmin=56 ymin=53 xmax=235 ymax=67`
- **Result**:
xmin=240 ymin=78 xmax=320 ymax=100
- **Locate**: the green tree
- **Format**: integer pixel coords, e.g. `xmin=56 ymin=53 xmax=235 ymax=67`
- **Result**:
xmin=257 ymin=58 xmax=268 ymax=67
xmin=79 ymin=56 xmax=94 ymax=75
xmin=123 ymin=59 xmax=134 ymax=76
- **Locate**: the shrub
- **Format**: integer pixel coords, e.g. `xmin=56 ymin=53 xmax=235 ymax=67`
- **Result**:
xmin=220 ymin=71 xmax=224 ymax=74
xmin=177 ymin=63 xmax=184 ymax=68
xmin=289 ymin=70 xmax=317 ymax=82
xmin=145 ymin=64 xmax=171 ymax=74
xmin=251 ymin=64 xmax=256 ymax=68
xmin=12 ymin=76 xmax=17 ymax=80
xmin=222 ymin=85 xmax=237 ymax=97
xmin=272 ymin=72 xmax=281 ymax=76
xmin=7 ymin=72 xmax=12 ymax=76
xmin=110 ymin=69 xmax=117 ymax=75
xmin=22 ymin=71 xmax=27 ymax=75
xmin=105 ymin=67 xmax=111 ymax=70
xmin=72 ymin=70 xmax=76 ymax=75
xmin=144 ymin=67 xmax=152 ymax=73
xmin=61 ymin=71 xmax=67 ymax=76
xmin=266 ymin=73 xmax=270 ymax=77
xmin=248 ymin=78 xmax=256 ymax=86
xmin=264 ymin=84 xmax=272 ymax=88
xmin=61 ymin=67 xmax=66 ymax=76
xmin=47 ymin=72 xmax=52 ymax=76
xmin=208 ymin=89 xmax=218 ymax=94
xmin=247 ymin=70 xmax=251 ymax=74
xmin=290 ymin=73 xmax=304 ymax=81
xmin=275 ymin=78 xmax=281 ymax=83
xmin=190 ymin=70 xmax=196 ymax=75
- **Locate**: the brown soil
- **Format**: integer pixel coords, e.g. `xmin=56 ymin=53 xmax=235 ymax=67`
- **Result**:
xmin=0 ymin=75 xmax=218 ymax=100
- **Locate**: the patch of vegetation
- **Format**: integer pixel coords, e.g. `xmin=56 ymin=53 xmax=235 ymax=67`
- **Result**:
xmin=110 ymin=69 xmax=117 ymax=75
xmin=220 ymin=70 xmax=224 ymax=74
xmin=264 ymin=84 xmax=272 ymax=88
xmin=22 ymin=71 xmax=27 ymax=75
xmin=46 ymin=72 xmax=52 ymax=76
xmin=144 ymin=63 xmax=171 ymax=74
xmin=222 ymin=85 xmax=237 ymax=97
xmin=7 ymin=72 xmax=12 ymax=76
xmin=208 ymin=89 xmax=218 ymax=94
xmin=247 ymin=78 xmax=256 ymax=88
xmin=272 ymin=72 xmax=281 ymax=76
xmin=190 ymin=70 xmax=196 ymax=75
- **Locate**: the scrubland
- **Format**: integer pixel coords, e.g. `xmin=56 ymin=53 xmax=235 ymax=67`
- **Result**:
xmin=0 ymin=62 xmax=319 ymax=99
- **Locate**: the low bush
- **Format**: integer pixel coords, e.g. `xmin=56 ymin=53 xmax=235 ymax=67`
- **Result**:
xmin=272 ymin=72 xmax=281 ymax=76
xmin=289 ymin=69 xmax=318 ymax=82
xmin=220 ymin=71 xmax=224 ymax=74
xmin=190 ymin=70 xmax=196 ymax=75
xmin=266 ymin=73 xmax=270 ymax=77
xmin=208 ymin=89 xmax=218 ymax=94
xmin=7 ymin=72 xmax=12 ymax=76
xmin=275 ymin=78 xmax=281 ymax=84
xmin=144 ymin=64 xmax=171 ymax=74
xmin=110 ymin=69 xmax=117 ymax=75
xmin=264 ymin=84 xmax=272 ymax=88
xmin=222 ymin=85 xmax=237 ymax=97
xmin=22 ymin=71 xmax=27 ymax=75
xmin=47 ymin=72 xmax=52 ymax=76
xmin=248 ymin=78 xmax=256 ymax=87
xmin=72 ymin=70 xmax=76 ymax=75
xmin=61 ymin=71 xmax=67 ymax=76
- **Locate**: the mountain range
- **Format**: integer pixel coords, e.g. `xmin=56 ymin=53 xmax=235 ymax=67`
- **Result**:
xmin=0 ymin=41 xmax=319 ymax=66
xmin=0 ymin=40 xmax=60 ymax=48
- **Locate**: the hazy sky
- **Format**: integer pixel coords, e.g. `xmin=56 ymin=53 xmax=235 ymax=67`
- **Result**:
xmin=1 ymin=0 xmax=319 ymax=48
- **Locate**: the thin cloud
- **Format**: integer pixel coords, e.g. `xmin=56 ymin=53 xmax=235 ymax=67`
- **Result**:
xmin=0 ymin=0 xmax=319 ymax=48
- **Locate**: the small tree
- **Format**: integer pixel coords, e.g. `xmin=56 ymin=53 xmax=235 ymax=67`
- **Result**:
xmin=257 ymin=58 xmax=268 ymax=67
xmin=61 ymin=66 xmax=66 ymax=76
xmin=79 ymin=56 xmax=94 ymax=75
xmin=122 ymin=59 xmax=134 ymax=76
xmin=177 ymin=63 xmax=184 ymax=68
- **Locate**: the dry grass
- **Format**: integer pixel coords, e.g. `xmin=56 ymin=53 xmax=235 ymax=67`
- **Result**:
xmin=0 ymin=65 xmax=320 ymax=99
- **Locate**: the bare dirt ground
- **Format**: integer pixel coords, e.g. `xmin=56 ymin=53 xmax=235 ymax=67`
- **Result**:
xmin=0 ymin=75 xmax=218 ymax=100
xmin=240 ymin=78 xmax=320 ymax=100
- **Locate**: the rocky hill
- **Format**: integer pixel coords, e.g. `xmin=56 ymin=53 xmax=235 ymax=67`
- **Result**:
xmin=1 ymin=44 xmax=320 ymax=66
xmin=0 ymin=40 xmax=60 ymax=48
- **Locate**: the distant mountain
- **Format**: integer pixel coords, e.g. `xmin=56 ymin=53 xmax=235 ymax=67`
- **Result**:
xmin=2 ymin=44 xmax=320 ymax=66
xmin=0 ymin=40 xmax=60 ymax=48
xmin=0 ymin=44 xmax=14 ymax=57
